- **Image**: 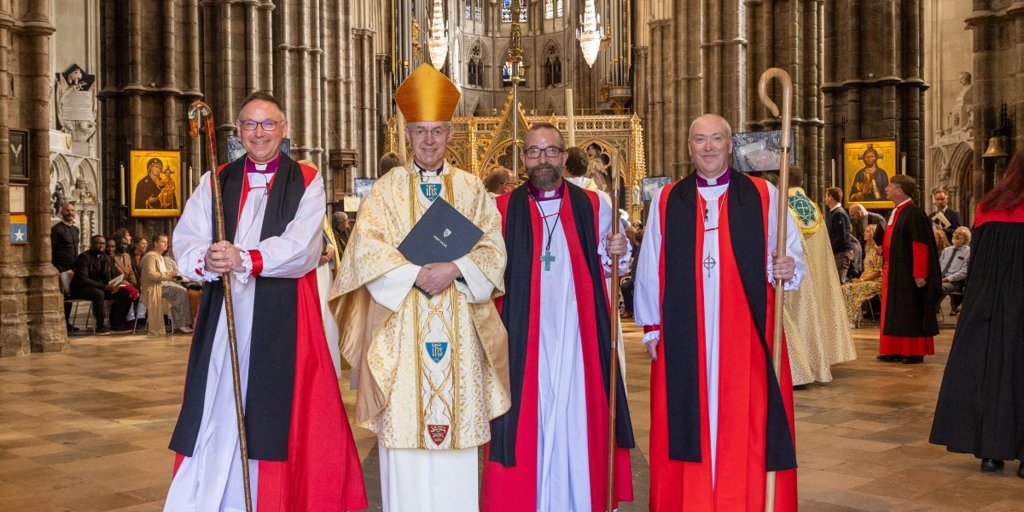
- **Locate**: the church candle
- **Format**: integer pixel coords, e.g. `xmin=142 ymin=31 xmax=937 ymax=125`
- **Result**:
xmin=566 ymin=88 xmax=576 ymax=147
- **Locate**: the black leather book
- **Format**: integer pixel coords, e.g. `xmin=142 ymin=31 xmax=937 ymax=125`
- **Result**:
xmin=398 ymin=197 xmax=484 ymax=266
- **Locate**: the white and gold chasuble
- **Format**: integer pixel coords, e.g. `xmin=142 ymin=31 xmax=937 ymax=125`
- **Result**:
xmin=333 ymin=163 xmax=510 ymax=450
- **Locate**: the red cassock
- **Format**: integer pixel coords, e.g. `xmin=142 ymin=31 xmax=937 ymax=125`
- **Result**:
xmin=649 ymin=177 xmax=797 ymax=511
xmin=170 ymin=160 xmax=367 ymax=511
xmin=482 ymin=186 xmax=632 ymax=512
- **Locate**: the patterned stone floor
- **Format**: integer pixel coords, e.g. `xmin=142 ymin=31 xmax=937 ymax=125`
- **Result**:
xmin=1 ymin=314 xmax=1021 ymax=511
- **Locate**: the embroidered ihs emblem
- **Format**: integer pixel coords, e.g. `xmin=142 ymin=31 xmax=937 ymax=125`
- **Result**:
xmin=420 ymin=183 xmax=441 ymax=202
xmin=428 ymin=424 xmax=449 ymax=446
xmin=426 ymin=341 xmax=448 ymax=363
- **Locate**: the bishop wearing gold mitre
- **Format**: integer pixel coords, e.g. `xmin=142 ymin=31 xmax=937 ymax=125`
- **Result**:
xmin=331 ymin=63 xmax=510 ymax=511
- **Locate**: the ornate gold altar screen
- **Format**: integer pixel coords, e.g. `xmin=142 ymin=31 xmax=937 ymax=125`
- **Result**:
xmin=386 ymin=93 xmax=648 ymax=220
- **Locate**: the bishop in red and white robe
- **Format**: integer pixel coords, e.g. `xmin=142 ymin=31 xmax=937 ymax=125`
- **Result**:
xmin=634 ymin=169 xmax=804 ymax=511
xmin=166 ymin=154 xmax=367 ymax=511
xmin=482 ymin=180 xmax=634 ymax=511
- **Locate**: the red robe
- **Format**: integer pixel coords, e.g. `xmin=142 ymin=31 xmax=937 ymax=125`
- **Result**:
xmin=482 ymin=185 xmax=632 ymax=511
xmin=649 ymin=177 xmax=797 ymax=511
xmin=879 ymin=200 xmax=936 ymax=356
xmin=171 ymin=160 xmax=367 ymax=511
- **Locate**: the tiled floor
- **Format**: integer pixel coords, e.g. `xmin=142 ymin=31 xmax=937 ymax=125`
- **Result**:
xmin=1 ymin=317 xmax=1021 ymax=511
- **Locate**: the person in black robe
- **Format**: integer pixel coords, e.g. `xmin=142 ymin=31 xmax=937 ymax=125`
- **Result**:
xmin=930 ymin=149 xmax=1024 ymax=479
xmin=877 ymin=174 xmax=942 ymax=364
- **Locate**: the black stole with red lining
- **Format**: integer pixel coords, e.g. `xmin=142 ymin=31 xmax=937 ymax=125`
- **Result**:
xmin=169 ymin=154 xmax=308 ymax=461
xmin=661 ymin=169 xmax=797 ymax=471
xmin=489 ymin=182 xmax=635 ymax=466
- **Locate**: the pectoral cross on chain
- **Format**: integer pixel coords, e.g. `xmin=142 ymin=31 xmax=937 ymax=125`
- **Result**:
xmin=703 ymin=253 xmax=717 ymax=278
xmin=541 ymin=250 xmax=556 ymax=272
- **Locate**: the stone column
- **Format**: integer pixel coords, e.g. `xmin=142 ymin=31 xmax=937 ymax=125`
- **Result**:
xmin=14 ymin=1 xmax=67 ymax=353
xmin=0 ymin=2 xmax=30 ymax=356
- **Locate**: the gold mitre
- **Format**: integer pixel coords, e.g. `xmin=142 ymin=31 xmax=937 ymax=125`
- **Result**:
xmin=395 ymin=64 xmax=460 ymax=123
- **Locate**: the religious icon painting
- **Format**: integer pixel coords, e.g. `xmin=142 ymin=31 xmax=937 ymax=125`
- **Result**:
xmin=129 ymin=149 xmax=183 ymax=218
xmin=844 ymin=140 xmax=897 ymax=210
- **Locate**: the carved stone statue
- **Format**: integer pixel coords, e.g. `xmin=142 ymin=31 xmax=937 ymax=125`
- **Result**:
xmin=51 ymin=182 xmax=66 ymax=220
xmin=953 ymin=71 xmax=974 ymax=133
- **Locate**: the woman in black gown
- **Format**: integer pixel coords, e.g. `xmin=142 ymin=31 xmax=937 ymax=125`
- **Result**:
xmin=930 ymin=149 xmax=1024 ymax=478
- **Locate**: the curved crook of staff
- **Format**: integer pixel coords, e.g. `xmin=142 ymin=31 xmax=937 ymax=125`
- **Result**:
xmin=187 ymin=101 xmax=254 ymax=512
xmin=756 ymin=67 xmax=793 ymax=512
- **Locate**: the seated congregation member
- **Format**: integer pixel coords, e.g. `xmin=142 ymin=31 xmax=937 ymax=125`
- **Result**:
xmin=939 ymin=226 xmax=971 ymax=315
xmin=842 ymin=224 xmax=883 ymax=327
xmin=70 ymin=235 xmax=135 ymax=334
xmin=140 ymin=233 xmax=193 ymax=334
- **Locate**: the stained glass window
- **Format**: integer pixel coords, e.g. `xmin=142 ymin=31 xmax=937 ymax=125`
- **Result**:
xmin=501 ymin=0 xmax=528 ymax=23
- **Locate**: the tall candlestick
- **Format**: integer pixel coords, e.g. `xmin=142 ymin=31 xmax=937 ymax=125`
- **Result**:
xmin=831 ymin=158 xmax=836 ymax=188
xmin=901 ymin=153 xmax=907 ymax=175
xmin=120 ymin=163 xmax=126 ymax=206
xmin=566 ymin=88 xmax=577 ymax=147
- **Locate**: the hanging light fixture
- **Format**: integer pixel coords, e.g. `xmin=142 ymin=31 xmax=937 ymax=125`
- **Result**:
xmin=576 ymin=0 xmax=604 ymax=68
xmin=427 ymin=0 xmax=449 ymax=70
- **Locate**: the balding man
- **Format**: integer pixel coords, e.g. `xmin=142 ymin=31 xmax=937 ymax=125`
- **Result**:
xmin=634 ymin=113 xmax=804 ymax=510
xmin=484 ymin=167 xmax=515 ymax=197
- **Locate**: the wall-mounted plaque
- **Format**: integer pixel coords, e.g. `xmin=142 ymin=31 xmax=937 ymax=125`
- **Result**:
xmin=9 ymin=184 xmax=26 ymax=213
xmin=9 ymin=129 xmax=28 ymax=181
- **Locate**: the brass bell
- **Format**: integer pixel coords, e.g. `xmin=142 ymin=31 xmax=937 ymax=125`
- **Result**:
xmin=982 ymin=136 xmax=1008 ymax=159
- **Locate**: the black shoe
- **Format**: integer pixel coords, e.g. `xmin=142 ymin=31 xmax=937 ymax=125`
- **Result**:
xmin=877 ymin=354 xmax=904 ymax=362
xmin=66 ymin=324 xmax=79 ymax=333
xmin=95 ymin=327 xmax=111 ymax=336
xmin=111 ymin=324 xmax=134 ymax=334
xmin=981 ymin=458 xmax=1004 ymax=472
xmin=1018 ymin=461 xmax=1023 ymax=479
xmin=902 ymin=355 xmax=924 ymax=364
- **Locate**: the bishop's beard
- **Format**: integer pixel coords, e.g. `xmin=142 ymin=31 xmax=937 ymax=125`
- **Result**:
xmin=526 ymin=164 xmax=561 ymax=191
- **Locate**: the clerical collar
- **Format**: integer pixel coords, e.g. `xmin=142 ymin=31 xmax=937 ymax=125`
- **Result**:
xmin=414 ymin=161 xmax=445 ymax=180
xmin=528 ymin=181 xmax=564 ymax=201
xmin=246 ymin=156 xmax=280 ymax=175
xmin=896 ymin=197 xmax=913 ymax=209
xmin=696 ymin=170 xmax=730 ymax=187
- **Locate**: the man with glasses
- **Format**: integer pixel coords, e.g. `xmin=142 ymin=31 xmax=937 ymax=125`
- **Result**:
xmin=481 ymin=122 xmax=635 ymax=511
xmin=634 ymin=113 xmax=804 ymax=510
xmin=165 ymin=91 xmax=367 ymax=511
xmin=334 ymin=64 xmax=509 ymax=511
